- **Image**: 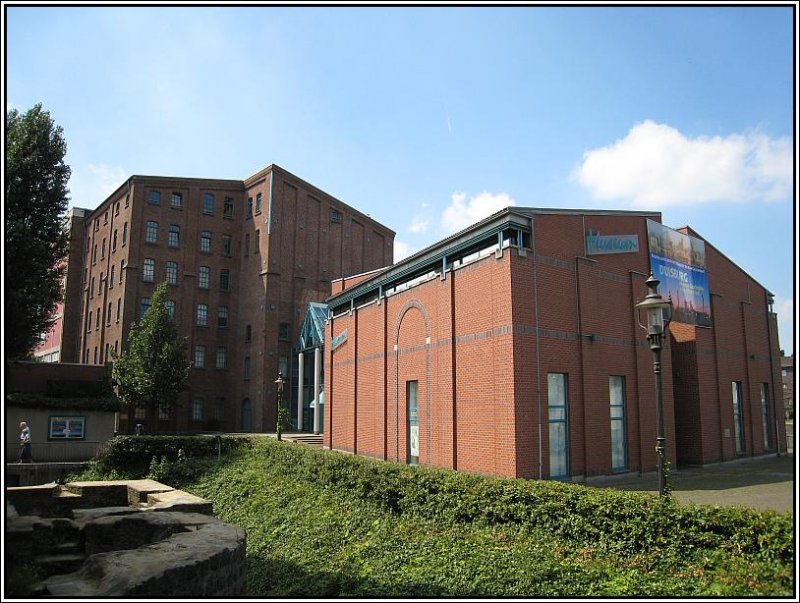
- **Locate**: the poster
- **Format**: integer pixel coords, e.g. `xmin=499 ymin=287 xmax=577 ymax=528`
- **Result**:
xmin=646 ymin=219 xmax=712 ymax=327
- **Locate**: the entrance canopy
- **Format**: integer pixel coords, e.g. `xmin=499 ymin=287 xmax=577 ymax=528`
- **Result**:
xmin=299 ymin=303 xmax=328 ymax=352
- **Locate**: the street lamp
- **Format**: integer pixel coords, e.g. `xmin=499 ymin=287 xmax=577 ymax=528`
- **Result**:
xmin=275 ymin=372 xmax=286 ymax=440
xmin=636 ymin=273 xmax=673 ymax=497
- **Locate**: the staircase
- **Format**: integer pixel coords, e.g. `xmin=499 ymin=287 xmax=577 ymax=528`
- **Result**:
xmin=281 ymin=433 xmax=323 ymax=447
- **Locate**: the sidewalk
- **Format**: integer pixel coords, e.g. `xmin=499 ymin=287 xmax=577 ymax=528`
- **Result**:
xmin=586 ymin=453 xmax=795 ymax=513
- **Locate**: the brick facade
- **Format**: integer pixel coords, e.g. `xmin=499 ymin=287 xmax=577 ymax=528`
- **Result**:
xmin=325 ymin=208 xmax=786 ymax=479
xmin=63 ymin=165 xmax=393 ymax=433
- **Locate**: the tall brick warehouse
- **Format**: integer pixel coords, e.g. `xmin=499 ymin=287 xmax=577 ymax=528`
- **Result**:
xmin=324 ymin=207 xmax=785 ymax=479
xmin=47 ymin=164 xmax=394 ymax=433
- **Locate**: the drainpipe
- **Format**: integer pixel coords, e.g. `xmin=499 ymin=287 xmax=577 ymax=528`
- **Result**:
xmin=267 ymin=170 xmax=274 ymax=235
xmin=531 ymin=216 xmax=543 ymax=480
xmin=765 ymin=292 xmax=781 ymax=456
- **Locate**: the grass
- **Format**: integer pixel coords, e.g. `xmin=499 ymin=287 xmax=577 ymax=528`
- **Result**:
xmin=172 ymin=439 xmax=793 ymax=597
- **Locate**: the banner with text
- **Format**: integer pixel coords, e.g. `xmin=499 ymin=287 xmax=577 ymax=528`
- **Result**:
xmin=646 ymin=219 xmax=712 ymax=327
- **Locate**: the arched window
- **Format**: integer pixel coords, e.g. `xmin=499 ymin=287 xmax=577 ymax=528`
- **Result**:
xmin=241 ymin=398 xmax=252 ymax=432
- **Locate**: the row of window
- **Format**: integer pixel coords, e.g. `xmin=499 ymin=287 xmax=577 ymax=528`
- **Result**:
xmin=87 ymin=296 xmax=124 ymax=332
xmin=84 ymin=339 xmax=119 ymax=364
xmin=92 ymin=194 xmax=129 ymax=233
xmin=546 ymin=374 xmax=775 ymax=479
xmin=148 ymin=190 xmax=236 ymax=219
xmin=192 ymin=345 xmax=229 ymax=370
xmin=141 ymin=259 xmax=231 ymax=291
xmin=90 ymin=222 xmax=128 ymax=266
xmin=190 ymin=396 xmax=227 ymax=423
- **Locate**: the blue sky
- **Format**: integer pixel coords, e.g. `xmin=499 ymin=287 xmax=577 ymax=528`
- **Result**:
xmin=5 ymin=5 xmax=796 ymax=354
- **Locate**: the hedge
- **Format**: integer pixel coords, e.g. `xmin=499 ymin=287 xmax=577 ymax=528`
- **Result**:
xmin=251 ymin=438 xmax=793 ymax=565
xmin=6 ymin=392 xmax=123 ymax=412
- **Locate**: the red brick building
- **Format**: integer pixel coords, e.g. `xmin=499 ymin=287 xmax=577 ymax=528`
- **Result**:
xmin=61 ymin=165 xmax=394 ymax=433
xmin=324 ymin=207 xmax=785 ymax=479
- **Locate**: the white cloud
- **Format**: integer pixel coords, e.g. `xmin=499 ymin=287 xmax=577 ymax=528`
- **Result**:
xmin=774 ymin=295 xmax=795 ymax=356
xmin=574 ymin=120 xmax=792 ymax=208
xmin=409 ymin=216 xmax=430 ymax=234
xmin=441 ymin=191 xmax=516 ymax=235
xmin=394 ymin=240 xmax=414 ymax=263
xmin=68 ymin=163 xmax=128 ymax=208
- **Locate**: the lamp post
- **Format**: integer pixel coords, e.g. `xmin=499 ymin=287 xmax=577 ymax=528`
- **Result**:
xmin=636 ymin=273 xmax=673 ymax=497
xmin=275 ymin=372 xmax=286 ymax=440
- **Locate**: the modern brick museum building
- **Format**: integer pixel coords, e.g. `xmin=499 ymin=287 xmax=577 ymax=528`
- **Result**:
xmin=41 ymin=165 xmax=395 ymax=434
xmin=323 ymin=207 xmax=786 ymax=479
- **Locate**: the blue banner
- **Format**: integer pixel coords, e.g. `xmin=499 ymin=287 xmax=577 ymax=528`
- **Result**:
xmin=646 ymin=220 xmax=712 ymax=327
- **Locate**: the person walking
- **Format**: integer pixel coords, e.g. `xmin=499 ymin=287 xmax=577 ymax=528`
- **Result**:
xmin=18 ymin=421 xmax=32 ymax=463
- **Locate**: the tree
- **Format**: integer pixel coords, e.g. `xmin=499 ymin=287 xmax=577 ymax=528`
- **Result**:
xmin=112 ymin=282 xmax=191 ymax=434
xmin=5 ymin=103 xmax=71 ymax=359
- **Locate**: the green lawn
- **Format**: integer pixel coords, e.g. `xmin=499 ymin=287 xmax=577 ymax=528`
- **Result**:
xmin=176 ymin=440 xmax=792 ymax=597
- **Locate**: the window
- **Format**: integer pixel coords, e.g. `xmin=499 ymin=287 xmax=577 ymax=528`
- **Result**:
xmin=122 ymin=222 xmax=128 ymax=245
xmin=760 ymin=383 xmax=773 ymax=451
xmin=159 ymin=407 xmax=169 ymax=421
xmin=218 ymin=305 xmax=229 ymax=328
xmin=255 ymin=192 xmax=262 ymax=214
xmin=331 ymin=208 xmax=342 ymax=224
xmin=112 ymin=229 xmax=118 ymax=252
xmin=110 ymin=266 xmax=115 ymax=288
xmin=92 ymin=244 xmax=97 ymax=264
xmin=279 ymin=322 xmax=290 ymax=341
xmin=548 ymin=373 xmax=569 ymax=479
xmin=98 ymin=273 xmax=104 ymax=294
xmin=125 ymin=193 xmax=130 ymax=208
xmin=245 ymin=234 xmax=250 ymax=256
xmin=165 ymin=261 xmax=178 ymax=285
xmin=140 ymin=297 xmax=151 ymax=318
xmin=200 ymin=230 xmax=212 ymax=253
xmin=245 ymin=324 xmax=252 ymax=342
xmin=115 ymin=202 xmax=120 ymax=216
xmin=107 ymin=302 xmax=112 ymax=326
xmin=104 ymin=211 xmax=108 ymax=224
xmin=96 ymin=310 xmax=100 ymax=329
xmin=148 ymin=190 xmax=161 ymax=205
xmin=145 ymin=220 xmax=159 ymax=244
xmin=168 ymin=224 xmax=180 ymax=248
xmin=196 ymin=304 xmax=208 ymax=327
xmin=91 ymin=277 xmax=95 ymax=298
xmin=220 ymin=269 xmax=231 ymax=292
xmin=114 ymin=340 xmax=118 ymax=355
xmin=198 ymin=266 xmax=210 ymax=289
xmin=94 ymin=347 xmax=98 ymax=364
xmin=165 ymin=300 xmax=176 ymax=320
xmin=171 ymin=192 xmax=183 ymax=209
xmin=120 ymin=260 xmax=125 ymax=283
xmin=224 ymin=196 xmax=234 ymax=218
xmin=732 ymin=381 xmax=746 ymax=455
xmin=223 ymin=234 xmax=233 ymax=256
xmin=203 ymin=193 xmax=215 ymax=215
xmin=215 ymin=397 xmax=225 ymax=422
xmin=116 ymin=298 xmax=121 ymax=322
xmin=192 ymin=398 xmax=204 ymax=422
xmin=88 ymin=311 xmax=92 ymax=332
xmin=216 ymin=346 xmax=227 ymax=370
xmin=279 ymin=356 xmax=288 ymax=379
xmin=194 ymin=345 xmax=206 ymax=369
xmin=242 ymin=398 xmax=252 ymax=431
xmin=244 ymin=356 xmax=251 ymax=380
xmin=255 ymin=229 xmax=260 ymax=252
xmin=101 ymin=238 xmax=106 ymax=259
xmin=134 ymin=406 xmax=146 ymax=420
xmin=407 ymin=380 xmax=419 ymax=465
xmin=48 ymin=416 xmax=86 ymax=440
xmin=247 ymin=197 xmax=253 ymax=218
xmin=105 ymin=343 xmax=110 ymax=361
xmin=142 ymin=258 xmax=155 ymax=282
xmin=94 ymin=220 xmax=99 ymax=232
xmin=609 ymin=376 xmax=627 ymax=472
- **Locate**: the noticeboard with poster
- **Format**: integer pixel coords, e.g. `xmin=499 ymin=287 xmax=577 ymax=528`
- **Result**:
xmin=646 ymin=219 xmax=712 ymax=327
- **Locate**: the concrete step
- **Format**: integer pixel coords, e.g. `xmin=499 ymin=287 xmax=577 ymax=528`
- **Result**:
xmin=35 ymin=553 xmax=85 ymax=575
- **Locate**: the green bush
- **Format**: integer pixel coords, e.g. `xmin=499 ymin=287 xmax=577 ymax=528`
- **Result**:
xmin=249 ymin=438 xmax=793 ymax=565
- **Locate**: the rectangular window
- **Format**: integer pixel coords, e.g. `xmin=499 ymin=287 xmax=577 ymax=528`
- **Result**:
xmin=548 ymin=373 xmax=569 ymax=479
xmin=112 ymin=229 xmax=117 ymax=252
xmin=142 ymin=258 xmax=155 ymax=282
xmin=165 ymin=261 xmax=178 ymax=285
xmin=245 ymin=233 xmax=250 ymax=256
xmin=760 ymin=383 xmax=773 ymax=451
xmin=104 ymin=211 xmax=108 ymax=224
xmin=91 ymin=277 xmax=95 ymax=298
xmin=107 ymin=302 xmax=112 ymax=326
xmin=330 ymin=208 xmax=342 ymax=224
xmin=255 ymin=229 xmax=260 ymax=252
xmin=732 ymin=381 xmax=746 ymax=455
xmin=120 ymin=260 xmax=125 ymax=283
xmin=48 ymin=416 xmax=86 ymax=440
xmin=279 ymin=322 xmax=290 ymax=341
xmin=200 ymin=230 xmax=212 ymax=253
xmin=148 ymin=190 xmax=161 ymax=205
xmin=244 ymin=356 xmax=251 ymax=380
xmin=92 ymin=244 xmax=97 ymax=264
xmin=99 ymin=273 xmax=104 ymax=294
xmin=96 ymin=310 xmax=100 ymax=329
xmin=220 ymin=269 xmax=231 ymax=292
xmin=159 ymin=407 xmax=170 ymax=421
xmin=140 ymin=297 xmax=151 ymax=318
xmin=255 ymin=192 xmax=262 ymax=214
xmin=171 ymin=192 xmax=183 ymax=209
xmin=116 ymin=298 xmax=121 ymax=322
xmin=407 ymin=380 xmax=419 ymax=465
xmin=125 ymin=193 xmax=130 ymax=208
xmin=223 ymin=234 xmax=233 ymax=256
xmin=224 ymin=196 xmax=234 ymax=218
xmin=198 ymin=266 xmax=210 ymax=289
xmin=196 ymin=304 xmax=208 ymax=327
xmin=247 ymin=197 xmax=253 ymax=218
xmin=192 ymin=398 xmax=204 ymax=422
xmin=215 ymin=397 xmax=226 ymax=422
xmin=165 ymin=300 xmax=175 ymax=320
xmin=145 ymin=220 xmax=159 ymax=244
xmin=218 ymin=305 xmax=229 ymax=328
xmin=87 ymin=311 xmax=92 ymax=332
xmin=101 ymin=238 xmax=106 ymax=259
xmin=194 ymin=345 xmax=206 ymax=369
xmin=279 ymin=356 xmax=288 ymax=380
xmin=203 ymin=193 xmax=215 ymax=215
xmin=216 ymin=347 xmax=227 ymax=370
xmin=245 ymin=324 xmax=252 ymax=342
xmin=122 ymin=222 xmax=128 ymax=246
xmin=110 ymin=266 xmax=115 ymax=287
xmin=115 ymin=202 xmax=120 ymax=216
xmin=168 ymin=224 xmax=180 ymax=248
xmin=609 ymin=376 xmax=627 ymax=472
